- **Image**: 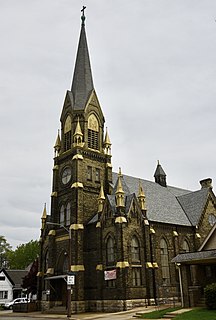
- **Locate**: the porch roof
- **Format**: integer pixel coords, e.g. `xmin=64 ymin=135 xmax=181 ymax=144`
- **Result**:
xmin=172 ymin=249 xmax=216 ymax=265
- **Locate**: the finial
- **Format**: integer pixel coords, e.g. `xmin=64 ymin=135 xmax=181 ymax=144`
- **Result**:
xmin=157 ymin=160 xmax=160 ymax=165
xmin=81 ymin=6 xmax=86 ymax=26
xmin=118 ymin=167 xmax=122 ymax=177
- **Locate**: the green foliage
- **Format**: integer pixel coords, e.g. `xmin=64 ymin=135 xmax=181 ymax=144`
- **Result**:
xmin=204 ymin=283 xmax=216 ymax=310
xmin=7 ymin=240 xmax=39 ymax=269
xmin=0 ymin=235 xmax=12 ymax=268
xmin=174 ymin=308 xmax=216 ymax=320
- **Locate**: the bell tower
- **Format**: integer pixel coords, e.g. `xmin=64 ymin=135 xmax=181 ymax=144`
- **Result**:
xmin=40 ymin=8 xmax=113 ymax=313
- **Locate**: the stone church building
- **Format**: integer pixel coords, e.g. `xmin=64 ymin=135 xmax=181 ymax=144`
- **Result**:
xmin=37 ymin=10 xmax=216 ymax=313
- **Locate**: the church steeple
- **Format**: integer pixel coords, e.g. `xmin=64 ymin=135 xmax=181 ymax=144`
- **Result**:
xmin=71 ymin=7 xmax=94 ymax=110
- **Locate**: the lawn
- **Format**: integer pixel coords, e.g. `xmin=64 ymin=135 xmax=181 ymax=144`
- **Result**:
xmin=140 ymin=307 xmax=180 ymax=319
xmin=174 ymin=308 xmax=216 ymax=320
xmin=139 ymin=307 xmax=216 ymax=320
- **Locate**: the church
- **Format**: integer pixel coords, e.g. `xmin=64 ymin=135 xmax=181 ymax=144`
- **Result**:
xmin=37 ymin=9 xmax=216 ymax=314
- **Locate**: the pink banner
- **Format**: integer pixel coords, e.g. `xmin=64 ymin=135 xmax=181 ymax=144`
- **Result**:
xmin=104 ymin=269 xmax=117 ymax=280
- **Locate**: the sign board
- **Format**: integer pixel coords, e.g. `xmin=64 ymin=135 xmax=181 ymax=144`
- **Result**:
xmin=67 ymin=274 xmax=75 ymax=285
xmin=104 ymin=269 xmax=116 ymax=281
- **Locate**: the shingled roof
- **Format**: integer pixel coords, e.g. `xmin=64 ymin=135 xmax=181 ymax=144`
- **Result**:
xmin=112 ymin=172 xmax=208 ymax=227
xmin=70 ymin=14 xmax=94 ymax=110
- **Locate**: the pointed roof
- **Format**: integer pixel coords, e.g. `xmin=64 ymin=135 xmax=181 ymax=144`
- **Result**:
xmin=71 ymin=10 xmax=94 ymax=110
xmin=54 ymin=130 xmax=61 ymax=149
xmin=104 ymin=127 xmax=111 ymax=145
xmin=74 ymin=118 xmax=83 ymax=136
xmin=154 ymin=160 xmax=166 ymax=177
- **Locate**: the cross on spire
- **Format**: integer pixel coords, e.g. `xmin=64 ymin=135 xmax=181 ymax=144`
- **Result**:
xmin=81 ymin=6 xmax=86 ymax=26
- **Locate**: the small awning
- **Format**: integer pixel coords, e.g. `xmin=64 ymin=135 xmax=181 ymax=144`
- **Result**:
xmin=45 ymin=274 xmax=67 ymax=281
xmin=172 ymin=249 xmax=216 ymax=265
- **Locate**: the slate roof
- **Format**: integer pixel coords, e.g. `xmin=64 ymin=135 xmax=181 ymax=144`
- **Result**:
xmin=111 ymin=172 xmax=207 ymax=227
xmin=172 ymin=249 xmax=216 ymax=264
xmin=177 ymin=188 xmax=209 ymax=226
xmin=71 ymin=18 xmax=94 ymax=110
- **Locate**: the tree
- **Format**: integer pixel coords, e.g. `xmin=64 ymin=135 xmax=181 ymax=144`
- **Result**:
xmin=8 ymin=240 xmax=39 ymax=269
xmin=0 ymin=235 xmax=12 ymax=268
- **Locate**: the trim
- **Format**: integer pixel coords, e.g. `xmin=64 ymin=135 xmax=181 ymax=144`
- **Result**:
xmin=53 ymin=165 xmax=59 ymax=170
xmin=56 ymin=235 xmax=69 ymax=242
xmin=70 ymin=224 xmax=84 ymax=230
xmin=96 ymin=222 xmax=101 ymax=228
xmin=116 ymin=261 xmax=129 ymax=268
xmin=71 ymin=182 xmax=84 ymax=189
xmin=71 ymin=265 xmax=85 ymax=272
xmin=48 ymin=230 xmax=56 ymax=236
xmin=72 ymin=154 xmax=84 ymax=160
xmin=115 ymin=216 xmax=127 ymax=224
xmin=51 ymin=192 xmax=58 ymax=197
xmin=106 ymin=163 xmax=112 ymax=168
xmin=46 ymin=268 xmax=54 ymax=275
xmin=96 ymin=264 xmax=103 ymax=271
xmin=146 ymin=262 xmax=153 ymax=268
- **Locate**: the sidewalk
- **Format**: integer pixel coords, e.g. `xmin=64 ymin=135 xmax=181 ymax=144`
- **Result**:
xmin=0 ymin=305 xmax=157 ymax=320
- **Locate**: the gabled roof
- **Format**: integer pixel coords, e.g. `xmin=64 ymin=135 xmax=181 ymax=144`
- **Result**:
xmin=6 ymin=270 xmax=28 ymax=289
xmin=177 ymin=188 xmax=209 ymax=226
xmin=112 ymin=172 xmax=192 ymax=226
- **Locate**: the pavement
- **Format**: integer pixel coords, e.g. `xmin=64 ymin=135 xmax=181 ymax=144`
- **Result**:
xmin=0 ymin=305 xmax=193 ymax=320
xmin=0 ymin=306 xmax=159 ymax=320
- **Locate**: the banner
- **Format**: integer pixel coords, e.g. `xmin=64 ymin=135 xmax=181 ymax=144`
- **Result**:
xmin=104 ymin=269 xmax=116 ymax=281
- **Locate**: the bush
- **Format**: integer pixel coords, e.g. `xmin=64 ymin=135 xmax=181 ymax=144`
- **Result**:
xmin=204 ymin=283 xmax=216 ymax=309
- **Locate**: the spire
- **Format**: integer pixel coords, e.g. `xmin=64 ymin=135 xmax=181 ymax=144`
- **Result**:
xmin=138 ymin=180 xmax=146 ymax=211
xmin=98 ymin=183 xmax=105 ymax=213
xmin=71 ymin=7 xmax=94 ymax=110
xmin=154 ymin=160 xmax=167 ymax=187
xmin=54 ymin=130 xmax=61 ymax=156
xmin=115 ymin=167 xmax=125 ymax=208
xmin=73 ymin=117 xmax=84 ymax=147
xmin=41 ymin=203 xmax=47 ymax=230
xmin=103 ymin=127 xmax=112 ymax=155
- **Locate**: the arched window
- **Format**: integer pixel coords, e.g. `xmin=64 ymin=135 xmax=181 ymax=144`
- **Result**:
xmin=44 ymin=251 xmax=49 ymax=273
xmin=63 ymin=256 xmax=69 ymax=273
xmin=131 ymin=236 xmax=140 ymax=262
xmin=182 ymin=239 xmax=190 ymax=253
xmin=107 ymin=236 xmax=115 ymax=264
xmin=160 ymin=238 xmax=170 ymax=284
xmin=60 ymin=205 xmax=65 ymax=225
xmin=64 ymin=115 xmax=72 ymax=151
xmin=66 ymin=203 xmax=71 ymax=226
xmin=88 ymin=114 xmax=99 ymax=150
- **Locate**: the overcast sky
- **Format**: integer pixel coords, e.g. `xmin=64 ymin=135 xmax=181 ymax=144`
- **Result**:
xmin=0 ymin=0 xmax=216 ymax=249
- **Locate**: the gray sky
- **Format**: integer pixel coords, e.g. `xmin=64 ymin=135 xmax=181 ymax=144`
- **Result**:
xmin=0 ymin=0 xmax=216 ymax=249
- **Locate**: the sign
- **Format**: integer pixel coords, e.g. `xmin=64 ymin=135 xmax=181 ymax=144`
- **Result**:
xmin=104 ymin=269 xmax=116 ymax=281
xmin=67 ymin=275 xmax=75 ymax=285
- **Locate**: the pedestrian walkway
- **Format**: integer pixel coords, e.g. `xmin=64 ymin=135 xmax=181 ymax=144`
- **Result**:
xmin=0 ymin=305 xmax=192 ymax=320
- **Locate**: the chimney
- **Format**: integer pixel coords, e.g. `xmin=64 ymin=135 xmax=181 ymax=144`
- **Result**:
xmin=199 ymin=178 xmax=212 ymax=189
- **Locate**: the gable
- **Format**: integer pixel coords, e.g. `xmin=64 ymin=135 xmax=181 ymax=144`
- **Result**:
xmin=0 ymin=269 xmax=13 ymax=288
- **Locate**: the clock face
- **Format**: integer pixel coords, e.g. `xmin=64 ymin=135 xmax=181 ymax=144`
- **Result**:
xmin=208 ymin=214 xmax=216 ymax=227
xmin=61 ymin=167 xmax=72 ymax=184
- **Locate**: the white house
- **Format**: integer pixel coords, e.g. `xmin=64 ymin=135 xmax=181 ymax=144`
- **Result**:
xmin=0 ymin=269 xmax=28 ymax=305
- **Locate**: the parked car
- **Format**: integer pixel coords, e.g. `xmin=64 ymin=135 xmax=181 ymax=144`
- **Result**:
xmin=4 ymin=297 xmax=30 ymax=310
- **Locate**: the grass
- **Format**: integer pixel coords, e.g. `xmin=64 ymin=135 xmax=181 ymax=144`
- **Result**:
xmin=139 ymin=307 xmax=180 ymax=319
xmin=139 ymin=307 xmax=216 ymax=320
xmin=174 ymin=308 xmax=216 ymax=320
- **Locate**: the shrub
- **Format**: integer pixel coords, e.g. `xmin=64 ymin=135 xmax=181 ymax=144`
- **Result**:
xmin=204 ymin=283 xmax=216 ymax=309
